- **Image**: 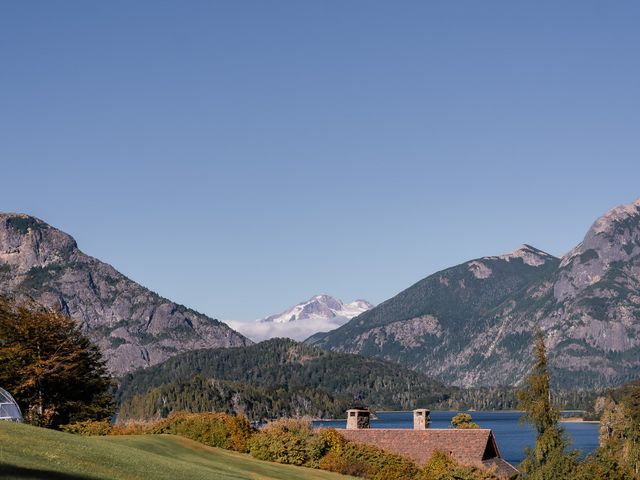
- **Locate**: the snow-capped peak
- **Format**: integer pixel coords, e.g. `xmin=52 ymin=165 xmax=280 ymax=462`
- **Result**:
xmin=227 ymin=295 xmax=373 ymax=342
xmin=259 ymin=294 xmax=373 ymax=324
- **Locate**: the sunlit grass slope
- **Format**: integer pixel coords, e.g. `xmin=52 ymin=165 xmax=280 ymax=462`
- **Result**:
xmin=0 ymin=421 xmax=351 ymax=480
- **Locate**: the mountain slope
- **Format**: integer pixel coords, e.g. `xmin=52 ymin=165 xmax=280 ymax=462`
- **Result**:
xmin=308 ymin=245 xmax=559 ymax=381
xmin=0 ymin=213 xmax=250 ymax=374
xmin=308 ymin=199 xmax=640 ymax=389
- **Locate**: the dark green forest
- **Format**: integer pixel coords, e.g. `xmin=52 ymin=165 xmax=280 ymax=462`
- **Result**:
xmin=118 ymin=338 xmax=453 ymax=420
xmin=117 ymin=338 xmax=599 ymax=422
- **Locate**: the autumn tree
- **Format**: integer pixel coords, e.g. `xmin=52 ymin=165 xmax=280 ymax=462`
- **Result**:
xmin=451 ymin=412 xmax=479 ymax=429
xmin=517 ymin=331 xmax=578 ymax=479
xmin=0 ymin=297 xmax=112 ymax=428
xmin=577 ymin=381 xmax=640 ymax=479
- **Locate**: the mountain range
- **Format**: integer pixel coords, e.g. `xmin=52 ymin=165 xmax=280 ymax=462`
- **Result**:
xmin=308 ymin=199 xmax=640 ymax=389
xmin=0 ymin=213 xmax=250 ymax=375
xmin=3 ymin=198 xmax=640 ymax=390
xmin=227 ymin=294 xmax=372 ymax=341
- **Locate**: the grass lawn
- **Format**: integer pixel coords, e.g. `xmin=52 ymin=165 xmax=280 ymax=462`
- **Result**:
xmin=0 ymin=421 xmax=351 ymax=480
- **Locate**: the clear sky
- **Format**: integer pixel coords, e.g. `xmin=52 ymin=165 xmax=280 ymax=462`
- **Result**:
xmin=1 ymin=1 xmax=639 ymax=321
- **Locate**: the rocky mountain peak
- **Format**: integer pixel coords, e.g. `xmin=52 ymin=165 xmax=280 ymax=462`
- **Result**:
xmin=589 ymin=198 xmax=640 ymax=237
xmin=556 ymin=199 xmax=640 ymax=300
xmin=0 ymin=214 xmax=77 ymax=273
xmin=0 ymin=212 xmax=250 ymax=374
xmin=466 ymin=244 xmax=557 ymax=279
xmin=497 ymin=244 xmax=556 ymax=266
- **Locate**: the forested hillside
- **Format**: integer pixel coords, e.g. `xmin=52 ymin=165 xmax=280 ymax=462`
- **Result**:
xmin=117 ymin=338 xmax=599 ymax=422
xmin=117 ymin=339 xmax=454 ymax=421
xmin=119 ymin=376 xmax=350 ymax=421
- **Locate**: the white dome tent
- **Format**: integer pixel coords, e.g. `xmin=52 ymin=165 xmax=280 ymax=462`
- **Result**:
xmin=0 ymin=387 xmax=23 ymax=422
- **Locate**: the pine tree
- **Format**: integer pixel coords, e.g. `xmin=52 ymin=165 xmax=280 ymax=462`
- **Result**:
xmin=0 ymin=297 xmax=113 ymax=428
xmin=517 ymin=331 xmax=578 ymax=479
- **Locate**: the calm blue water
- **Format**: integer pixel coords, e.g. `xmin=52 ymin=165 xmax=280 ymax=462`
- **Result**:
xmin=313 ymin=411 xmax=600 ymax=466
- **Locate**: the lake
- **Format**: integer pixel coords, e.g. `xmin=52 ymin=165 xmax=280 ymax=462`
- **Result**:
xmin=313 ymin=411 xmax=600 ymax=465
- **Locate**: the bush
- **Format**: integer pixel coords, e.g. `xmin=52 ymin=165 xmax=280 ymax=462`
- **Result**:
xmin=150 ymin=412 xmax=253 ymax=452
xmin=341 ymin=441 xmax=419 ymax=479
xmin=316 ymin=428 xmax=420 ymax=478
xmin=61 ymin=420 xmax=113 ymax=436
xmin=422 ymin=451 xmax=495 ymax=480
xmin=111 ymin=421 xmax=153 ymax=436
xmin=249 ymin=418 xmax=328 ymax=466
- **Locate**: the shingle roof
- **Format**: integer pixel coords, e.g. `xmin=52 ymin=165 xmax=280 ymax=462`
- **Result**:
xmin=482 ymin=457 xmax=521 ymax=479
xmin=337 ymin=428 xmax=518 ymax=479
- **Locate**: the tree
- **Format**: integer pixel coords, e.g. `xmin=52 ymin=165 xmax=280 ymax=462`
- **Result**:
xmin=517 ymin=331 xmax=578 ymax=479
xmin=0 ymin=297 xmax=113 ymax=428
xmin=582 ymin=381 xmax=640 ymax=478
xmin=451 ymin=412 xmax=479 ymax=429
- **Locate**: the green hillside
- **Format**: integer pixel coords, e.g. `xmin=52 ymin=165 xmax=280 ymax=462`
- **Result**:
xmin=0 ymin=421 xmax=351 ymax=480
xmin=307 ymin=247 xmax=559 ymax=374
xmin=117 ymin=338 xmax=454 ymax=421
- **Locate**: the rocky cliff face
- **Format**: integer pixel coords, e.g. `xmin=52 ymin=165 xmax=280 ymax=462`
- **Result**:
xmin=308 ymin=200 xmax=640 ymax=389
xmin=0 ymin=214 xmax=250 ymax=375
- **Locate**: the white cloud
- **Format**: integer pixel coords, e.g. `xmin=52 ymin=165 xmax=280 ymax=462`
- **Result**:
xmin=224 ymin=316 xmax=350 ymax=342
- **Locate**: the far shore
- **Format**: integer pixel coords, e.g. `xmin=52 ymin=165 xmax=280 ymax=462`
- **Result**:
xmin=312 ymin=410 xmax=601 ymax=423
xmin=559 ymin=417 xmax=600 ymax=424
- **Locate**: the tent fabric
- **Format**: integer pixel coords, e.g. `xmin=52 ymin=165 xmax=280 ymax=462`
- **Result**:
xmin=0 ymin=387 xmax=22 ymax=422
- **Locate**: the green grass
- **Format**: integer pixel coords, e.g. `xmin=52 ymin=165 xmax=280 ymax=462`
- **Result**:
xmin=0 ymin=422 xmax=351 ymax=480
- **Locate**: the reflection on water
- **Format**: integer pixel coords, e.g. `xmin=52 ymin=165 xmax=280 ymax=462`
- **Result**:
xmin=313 ymin=411 xmax=599 ymax=465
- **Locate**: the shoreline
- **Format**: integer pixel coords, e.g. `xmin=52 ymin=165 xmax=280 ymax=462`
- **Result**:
xmin=312 ymin=410 xmax=600 ymax=423
xmin=559 ymin=418 xmax=600 ymax=424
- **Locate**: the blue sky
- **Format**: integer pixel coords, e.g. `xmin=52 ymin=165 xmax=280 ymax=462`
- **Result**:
xmin=1 ymin=1 xmax=639 ymax=321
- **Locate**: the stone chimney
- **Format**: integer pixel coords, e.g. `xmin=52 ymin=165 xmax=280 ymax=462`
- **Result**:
xmin=346 ymin=408 xmax=370 ymax=429
xmin=413 ymin=409 xmax=430 ymax=430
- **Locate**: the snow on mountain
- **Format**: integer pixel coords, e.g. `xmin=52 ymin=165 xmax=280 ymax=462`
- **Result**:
xmin=260 ymin=294 xmax=373 ymax=324
xmin=226 ymin=295 xmax=373 ymax=342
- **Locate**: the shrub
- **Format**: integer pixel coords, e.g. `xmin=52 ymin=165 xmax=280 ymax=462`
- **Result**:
xmin=111 ymin=421 xmax=153 ymax=436
xmin=316 ymin=428 xmax=419 ymax=478
xmin=341 ymin=441 xmax=419 ymax=478
xmin=373 ymin=462 xmax=421 ymax=480
xmin=422 ymin=451 xmax=495 ymax=480
xmin=61 ymin=420 xmax=113 ymax=436
xmin=318 ymin=451 xmax=353 ymax=474
xmin=150 ymin=412 xmax=253 ymax=452
xmin=249 ymin=418 xmax=328 ymax=466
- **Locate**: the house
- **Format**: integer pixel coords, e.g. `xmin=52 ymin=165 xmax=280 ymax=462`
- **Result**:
xmin=337 ymin=408 xmax=518 ymax=479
